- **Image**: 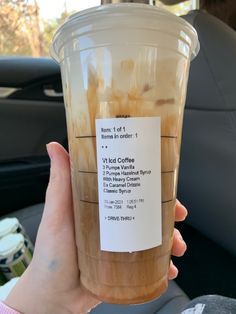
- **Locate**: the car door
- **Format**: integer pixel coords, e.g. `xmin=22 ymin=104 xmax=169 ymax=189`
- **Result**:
xmin=0 ymin=57 xmax=67 ymax=215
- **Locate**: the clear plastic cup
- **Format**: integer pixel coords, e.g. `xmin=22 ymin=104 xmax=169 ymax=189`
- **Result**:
xmin=51 ymin=3 xmax=199 ymax=304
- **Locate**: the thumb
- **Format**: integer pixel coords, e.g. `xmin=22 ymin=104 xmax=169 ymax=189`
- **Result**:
xmin=41 ymin=142 xmax=73 ymax=232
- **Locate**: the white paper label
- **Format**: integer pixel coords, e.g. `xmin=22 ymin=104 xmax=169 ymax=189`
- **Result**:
xmin=96 ymin=117 xmax=162 ymax=252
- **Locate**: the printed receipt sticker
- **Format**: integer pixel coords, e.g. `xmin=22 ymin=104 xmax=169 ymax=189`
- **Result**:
xmin=96 ymin=117 xmax=162 ymax=252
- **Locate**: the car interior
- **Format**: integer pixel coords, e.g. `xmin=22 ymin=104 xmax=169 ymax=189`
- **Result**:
xmin=0 ymin=0 xmax=236 ymax=313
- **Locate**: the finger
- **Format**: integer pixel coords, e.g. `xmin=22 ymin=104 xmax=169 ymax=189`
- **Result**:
xmin=42 ymin=142 xmax=73 ymax=231
xmin=175 ymin=199 xmax=188 ymax=222
xmin=168 ymin=260 xmax=178 ymax=280
xmin=172 ymin=228 xmax=187 ymax=257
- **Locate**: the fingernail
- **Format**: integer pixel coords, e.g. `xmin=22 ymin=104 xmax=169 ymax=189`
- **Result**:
xmin=178 ymin=234 xmax=187 ymax=250
xmin=169 ymin=262 xmax=179 ymax=280
xmin=178 ymin=232 xmax=186 ymax=245
xmin=183 ymin=207 xmax=188 ymax=218
xmin=178 ymin=233 xmax=183 ymax=241
xmin=177 ymin=229 xmax=183 ymax=241
xmin=181 ymin=240 xmax=187 ymax=254
xmin=46 ymin=143 xmax=53 ymax=160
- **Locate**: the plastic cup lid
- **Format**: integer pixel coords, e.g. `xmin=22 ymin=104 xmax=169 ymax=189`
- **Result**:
xmin=51 ymin=3 xmax=199 ymax=63
xmin=0 ymin=234 xmax=24 ymax=257
xmin=0 ymin=218 xmax=19 ymax=238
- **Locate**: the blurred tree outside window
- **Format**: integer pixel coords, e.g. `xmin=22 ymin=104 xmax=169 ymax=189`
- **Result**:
xmin=0 ymin=0 xmax=192 ymax=57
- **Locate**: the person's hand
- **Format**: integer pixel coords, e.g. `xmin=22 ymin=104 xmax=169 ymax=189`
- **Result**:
xmin=169 ymin=200 xmax=188 ymax=280
xmin=5 ymin=142 xmax=187 ymax=314
xmin=5 ymin=142 xmax=100 ymax=314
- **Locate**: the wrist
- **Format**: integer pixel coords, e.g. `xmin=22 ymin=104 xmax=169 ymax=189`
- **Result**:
xmin=5 ymin=269 xmax=99 ymax=314
xmin=4 ymin=266 xmax=60 ymax=314
xmin=4 ymin=267 xmax=40 ymax=314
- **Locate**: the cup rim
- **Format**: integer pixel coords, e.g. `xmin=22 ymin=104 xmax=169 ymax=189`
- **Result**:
xmin=51 ymin=3 xmax=199 ymax=63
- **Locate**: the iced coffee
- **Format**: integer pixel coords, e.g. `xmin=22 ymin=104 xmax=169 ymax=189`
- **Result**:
xmin=51 ymin=3 xmax=199 ymax=304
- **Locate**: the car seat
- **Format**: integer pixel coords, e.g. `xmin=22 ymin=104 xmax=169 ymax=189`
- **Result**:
xmin=178 ymin=10 xmax=236 ymax=256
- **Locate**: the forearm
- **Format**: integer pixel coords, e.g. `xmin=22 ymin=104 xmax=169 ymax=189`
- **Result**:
xmin=4 ymin=268 xmax=60 ymax=314
xmin=4 ymin=266 xmax=99 ymax=314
